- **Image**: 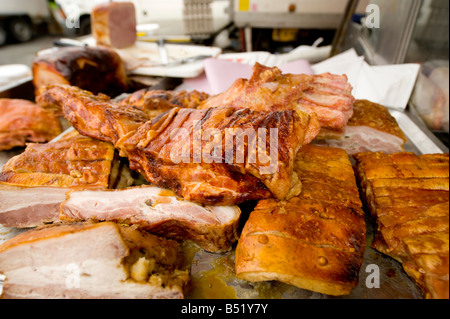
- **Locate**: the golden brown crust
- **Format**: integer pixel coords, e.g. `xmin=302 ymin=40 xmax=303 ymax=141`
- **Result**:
xmin=0 ymin=132 xmax=116 ymax=188
xmin=118 ymin=106 xmax=310 ymax=203
xmin=236 ymin=145 xmax=366 ymax=296
xmin=349 ymin=100 xmax=407 ymax=142
xmin=119 ymin=89 xmax=210 ymax=119
xmin=354 ymin=151 xmax=449 ymax=299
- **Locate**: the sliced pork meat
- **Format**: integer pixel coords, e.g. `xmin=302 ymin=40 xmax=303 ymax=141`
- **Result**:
xmin=60 ymin=186 xmax=242 ymax=253
xmin=0 ymin=131 xmax=134 ymax=229
xmin=0 ymin=222 xmax=189 ymax=299
xmin=314 ymin=100 xmax=408 ymax=155
xmin=0 ymin=185 xmax=67 ymax=228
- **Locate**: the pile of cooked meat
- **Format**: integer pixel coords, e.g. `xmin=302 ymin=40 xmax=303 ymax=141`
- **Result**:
xmin=354 ymin=152 xmax=449 ymax=299
xmin=0 ymin=60 xmax=448 ymax=299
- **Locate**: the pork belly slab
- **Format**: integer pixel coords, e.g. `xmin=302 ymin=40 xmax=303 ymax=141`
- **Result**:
xmin=0 ymin=99 xmax=62 ymax=151
xmin=354 ymin=152 xmax=449 ymax=299
xmin=235 ymin=145 xmax=366 ymax=296
xmin=0 ymin=131 xmax=133 ymax=228
xmin=32 ymin=46 xmax=128 ymax=99
xmin=0 ymin=222 xmax=189 ymax=299
xmin=314 ymin=100 xmax=408 ymax=155
xmin=60 ymin=186 xmax=241 ymax=253
xmin=36 ymin=84 xmax=320 ymax=205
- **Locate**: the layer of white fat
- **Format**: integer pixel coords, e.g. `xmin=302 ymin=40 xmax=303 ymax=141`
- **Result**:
xmin=0 ymin=223 xmax=182 ymax=298
xmin=0 ymin=187 xmax=67 ymax=212
xmin=63 ymin=186 xmax=241 ymax=225
xmin=326 ymin=126 xmax=405 ymax=155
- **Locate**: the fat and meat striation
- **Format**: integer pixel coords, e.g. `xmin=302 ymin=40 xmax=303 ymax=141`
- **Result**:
xmin=315 ymin=100 xmax=408 ymax=155
xmin=60 ymin=186 xmax=242 ymax=253
xmin=0 ymin=222 xmax=189 ymax=299
xmin=0 ymin=131 xmax=133 ymax=228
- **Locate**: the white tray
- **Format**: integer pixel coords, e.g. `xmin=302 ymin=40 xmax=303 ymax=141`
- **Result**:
xmin=82 ymin=37 xmax=222 ymax=78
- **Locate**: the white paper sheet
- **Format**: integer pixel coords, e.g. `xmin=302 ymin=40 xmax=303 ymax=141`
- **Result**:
xmin=312 ymin=49 xmax=421 ymax=110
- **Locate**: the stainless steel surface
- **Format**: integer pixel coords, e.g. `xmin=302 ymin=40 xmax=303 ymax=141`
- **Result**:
xmin=390 ymin=107 xmax=449 ymax=154
xmin=157 ymin=38 xmax=170 ymax=65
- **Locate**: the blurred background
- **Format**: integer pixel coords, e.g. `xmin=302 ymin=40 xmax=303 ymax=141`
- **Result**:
xmin=1 ymin=0 xmax=372 ymax=65
xmin=1 ymin=0 xmax=448 ymax=65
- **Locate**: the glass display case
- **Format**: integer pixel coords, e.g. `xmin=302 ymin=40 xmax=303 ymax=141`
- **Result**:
xmin=341 ymin=0 xmax=449 ymax=147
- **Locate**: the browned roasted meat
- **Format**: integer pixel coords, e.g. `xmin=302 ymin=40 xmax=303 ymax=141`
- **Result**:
xmin=0 ymin=99 xmax=62 ymax=151
xmin=0 ymin=222 xmax=189 ymax=299
xmin=36 ymin=85 xmax=320 ymax=205
xmin=235 ymin=145 xmax=366 ymax=296
xmin=315 ymin=100 xmax=408 ymax=155
xmin=354 ymin=152 xmax=449 ymax=299
xmin=32 ymin=46 xmax=128 ymax=99
xmin=36 ymin=85 xmax=148 ymax=145
xmin=198 ymin=63 xmax=355 ymax=130
xmin=0 ymin=131 xmax=119 ymax=188
xmin=0 ymin=130 xmax=134 ymax=228
xmin=60 ymin=186 xmax=241 ymax=253
xmin=119 ymin=89 xmax=210 ymax=119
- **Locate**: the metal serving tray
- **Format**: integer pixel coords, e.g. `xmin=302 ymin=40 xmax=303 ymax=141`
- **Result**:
xmin=0 ymin=79 xmax=448 ymax=299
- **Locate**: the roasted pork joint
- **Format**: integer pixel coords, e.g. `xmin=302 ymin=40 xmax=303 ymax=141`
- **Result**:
xmin=36 ymin=84 xmax=321 ymax=205
xmin=32 ymin=46 xmax=128 ymax=99
xmin=354 ymin=152 xmax=449 ymax=299
xmin=198 ymin=63 xmax=355 ymax=130
xmin=60 ymin=186 xmax=242 ymax=253
xmin=235 ymin=145 xmax=366 ymax=296
xmin=119 ymin=89 xmax=210 ymax=119
xmin=0 ymin=222 xmax=189 ymax=299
